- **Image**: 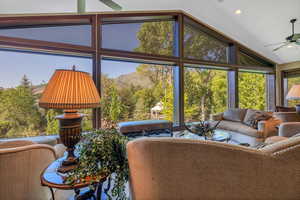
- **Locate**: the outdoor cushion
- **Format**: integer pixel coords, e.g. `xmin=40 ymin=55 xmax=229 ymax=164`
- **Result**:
xmin=223 ymin=108 xmax=248 ymax=122
xmin=118 ymin=120 xmax=173 ymax=134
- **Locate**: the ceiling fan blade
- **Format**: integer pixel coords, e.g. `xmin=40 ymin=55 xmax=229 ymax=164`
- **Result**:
xmin=99 ymin=0 xmax=122 ymax=10
xmin=273 ymin=42 xmax=290 ymax=52
xmin=264 ymin=42 xmax=286 ymax=47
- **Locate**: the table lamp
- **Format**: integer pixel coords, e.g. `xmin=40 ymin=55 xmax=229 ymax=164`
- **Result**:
xmin=286 ymin=84 xmax=300 ymax=114
xmin=39 ymin=66 xmax=100 ymax=173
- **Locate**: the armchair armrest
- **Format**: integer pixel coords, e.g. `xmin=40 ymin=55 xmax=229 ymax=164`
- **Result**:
xmin=279 ymin=122 xmax=300 ymax=137
xmin=211 ymin=112 xmax=223 ymax=121
xmin=257 ymin=118 xmax=281 ymax=138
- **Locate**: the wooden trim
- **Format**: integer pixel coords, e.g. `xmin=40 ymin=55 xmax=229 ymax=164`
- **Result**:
xmin=0 ymin=15 xmax=93 ymax=28
xmin=178 ymin=14 xmax=185 ymax=125
xmin=100 ymin=48 xmax=179 ymax=64
xmin=182 ymin=58 xmax=274 ymax=72
xmin=93 ymin=15 xmax=101 ymax=129
xmin=0 ymin=35 xmax=94 ymax=53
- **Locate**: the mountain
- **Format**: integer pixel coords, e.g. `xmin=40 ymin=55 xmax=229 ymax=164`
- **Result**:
xmin=115 ymin=72 xmax=152 ymax=89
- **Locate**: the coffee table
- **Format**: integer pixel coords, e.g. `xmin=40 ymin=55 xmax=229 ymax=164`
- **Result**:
xmin=174 ymin=129 xmax=250 ymax=146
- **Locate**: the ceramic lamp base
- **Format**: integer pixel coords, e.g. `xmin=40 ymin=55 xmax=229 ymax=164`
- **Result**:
xmin=56 ymin=110 xmax=84 ymax=173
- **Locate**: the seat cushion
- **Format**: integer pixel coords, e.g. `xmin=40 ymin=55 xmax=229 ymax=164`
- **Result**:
xmin=210 ymin=120 xmax=262 ymax=138
xmin=223 ymin=108 xmax=248 ymax=122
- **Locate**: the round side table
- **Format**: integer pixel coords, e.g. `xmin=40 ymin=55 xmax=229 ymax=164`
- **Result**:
xmin=41 ymin=157 xmax=108 ymax=200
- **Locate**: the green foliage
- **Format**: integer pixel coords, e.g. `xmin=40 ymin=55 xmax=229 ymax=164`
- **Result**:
xmin=135 ymin=21 xmax=173 ymax=56
xmin=66 ymin=129 xmax=129 ymax=200
xmin=184 ymin=68 xmax=227 ymax=121
xmin=101 ymin=63 xmax=174 ymax=127
xmin=0 ymin=85 xmax=42 ymax=138
xmin=184 ymin=24 xmax=227 ymax=62
xmin=239 ymin=72 xmax=266 ymax=110
xmin=45 ymin=109 xmax=59 ymax=135
xmin=81 ymin=109 xmax=93 ymax=132
xmin=101 ymin=80 xmax=124 ymax=128
xmin=20 ymin=75 xmax=31 ymax=88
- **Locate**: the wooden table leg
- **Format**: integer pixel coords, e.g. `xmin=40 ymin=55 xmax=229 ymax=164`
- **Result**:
xmin=49 ymin=187 xmax=55 ymax=200
xmin=96 ymin=182 xmax=103 ymax=200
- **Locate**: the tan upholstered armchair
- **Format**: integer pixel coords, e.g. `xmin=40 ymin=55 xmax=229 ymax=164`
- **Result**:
xmin=127 ymin=137 xmax=300 ymax=200
xmin=279 ymin=122 xmax=300 ymax=137
xmin=0 ymin=140 xmax=65 ymax=200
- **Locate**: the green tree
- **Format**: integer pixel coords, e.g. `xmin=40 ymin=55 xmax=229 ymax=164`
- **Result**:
xmin=21 ymin=75 xmax=31 ymax=89
xmin=135 ymin=21 xmax=173 ymax=56
xmin=45 ymin=109 xmax=59 ymax=135
xmin=0 ymin=85 xmax=41 ymax=137
xmin=239 ymin=72 xmax=266 ymax=110
xmin=101 ymin=77 xmax=124 ymax=128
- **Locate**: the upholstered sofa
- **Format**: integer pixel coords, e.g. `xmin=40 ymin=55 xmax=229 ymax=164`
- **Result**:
xmin=127 ymin=137 xmax=300 ymax=200
xmin=209 ymin=108 xmax=280 ymax=145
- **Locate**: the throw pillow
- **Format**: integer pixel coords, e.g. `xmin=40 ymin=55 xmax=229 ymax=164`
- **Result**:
xmin=223 ymin=108 xmax=248 ymax=122
xmin=243 ymin=109 xmax=272 ymax=129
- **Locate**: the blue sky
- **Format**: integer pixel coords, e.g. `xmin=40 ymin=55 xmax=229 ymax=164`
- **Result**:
xmin=0 ymin=50 xmax=140 ymax=88
xmin=0 ymin=23 xmax=144 ymax=88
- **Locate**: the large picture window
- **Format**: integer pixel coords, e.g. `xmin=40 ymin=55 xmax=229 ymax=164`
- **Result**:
xmin=101 ymin=59 xmax=176 ymax=128
xmin=184 ymin=19 xmax=228 ymax=63
xmin=0 ymin=50 xmax=93 ymax=138
xmin=238 ymin=51 xmax=273 ymax=67
xmin=102 ymin=20 xmax=175 ymax=56
xmin=0 ymin=24 xmax=92 ymax=46
xmin=238 ymin=71 xmax=266 ymax=110
xmin=184 ymin=66 xmax=228 ymax=122
xmin=0 ymin=12 xmax=276 ymax=137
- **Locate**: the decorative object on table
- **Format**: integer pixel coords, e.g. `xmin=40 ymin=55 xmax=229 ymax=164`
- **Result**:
xmin=39 ymin=66 xmax=101 ymax=173
xmin=184 ymin=120 xmax=221 ymax=140
xmin=286 ymin=84 xmax=300 ymax=114
xmin=65 ymin=129 xmax=129 ymax=200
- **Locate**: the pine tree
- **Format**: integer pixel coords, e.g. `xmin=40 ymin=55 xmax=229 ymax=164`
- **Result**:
xmin=20 ymin=75 xmax=31 ymax=89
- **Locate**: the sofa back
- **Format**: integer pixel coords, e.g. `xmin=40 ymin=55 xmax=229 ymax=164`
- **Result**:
xmin=223 ymin=108 xmax=248 ymax=122
xmin=127 ymin=138 xmax=300 ymax=200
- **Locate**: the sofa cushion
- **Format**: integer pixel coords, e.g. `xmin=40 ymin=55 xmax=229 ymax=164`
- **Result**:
xmin=243 ymin=109 xmax=272 ymax=129
xmin=223 ymin=108 xmax=247 ymax=122
xmin=209 ymin=120 xmax=262 ymax=138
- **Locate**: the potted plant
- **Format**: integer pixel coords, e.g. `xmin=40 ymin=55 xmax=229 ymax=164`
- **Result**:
xmin=66 ymin=129 xmax=129 ymax=199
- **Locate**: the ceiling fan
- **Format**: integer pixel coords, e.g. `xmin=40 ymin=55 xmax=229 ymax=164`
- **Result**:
xmin=77 ymin=0 xmax=122 ymax=13
xmin=265 ymin=18 xmax=300 ymax=51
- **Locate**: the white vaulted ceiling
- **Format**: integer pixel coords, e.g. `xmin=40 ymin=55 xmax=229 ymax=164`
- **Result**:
xmin=0 ymin=0 xmax=299 ymax=64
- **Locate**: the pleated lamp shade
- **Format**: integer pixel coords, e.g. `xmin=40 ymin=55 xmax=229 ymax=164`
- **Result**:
xmin=39 ymin=69 xmax=100 ymax=109
xmin=286 ymin=84 xmax=300 ymax=100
